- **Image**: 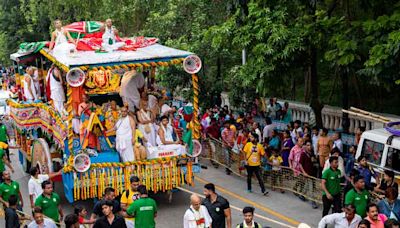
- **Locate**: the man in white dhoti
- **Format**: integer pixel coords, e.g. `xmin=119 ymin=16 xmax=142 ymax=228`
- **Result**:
xmin=23 ymin=67 xmax=38 ymax=102
xmin=156 ymin=115 xmax=186 ymax=155
xmin=183 ymin=194 xmax=212 ymax=228
xmin=113 ymin=107 xmax=136 ymax=162
xmin=49 ymin=67 xmax=66 ymax=113
xmin=101 ymin=19 xmax=125 ymax=52
xmin=49 ymin=20 xmax=76 ymax=55
xmin=119 ymin=70 xmax=145 ymax=111
xmin=137 ymin=98 xmax=156 ymax=146
xmin=31 ymin=67 xmax=41 ymax=98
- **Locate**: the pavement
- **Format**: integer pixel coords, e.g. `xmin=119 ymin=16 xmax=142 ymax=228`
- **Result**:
xmin=1 ymin=150 xmax=322 ymax=227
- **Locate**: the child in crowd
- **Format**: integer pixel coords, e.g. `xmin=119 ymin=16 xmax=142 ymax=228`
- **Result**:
xmin=268 ymin=149 xmax=284 ymax=193
xmin=74 ymin=205 xmax=96 ymax=228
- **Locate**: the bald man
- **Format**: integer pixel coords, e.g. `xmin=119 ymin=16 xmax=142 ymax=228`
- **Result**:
xmin=101 ymin=18 xmax=125 ymax=52
xmin=183 ymin=194 xmax=212 ymax=228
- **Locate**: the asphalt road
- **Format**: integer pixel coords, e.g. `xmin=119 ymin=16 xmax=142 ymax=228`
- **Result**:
xmin=1 ymin=150 xmax=322 ymax=227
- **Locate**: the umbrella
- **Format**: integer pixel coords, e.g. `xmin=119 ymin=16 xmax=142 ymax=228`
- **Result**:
xmin=64 ymin=21 xmax=104 ymax=38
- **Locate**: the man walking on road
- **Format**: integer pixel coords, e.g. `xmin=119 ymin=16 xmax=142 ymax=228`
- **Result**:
xmin=0 ymin=118 xmax=10 ymax=161
xmin=28 ymin=167 xmax=61 ymax=209
xmin=318 ymin=204 xmax=361 ymax=228
xmin=34 ymin=180 xmax=63 ymax=224
xmin=236 ymin=206 xmax=262 ymax=228
xmin=202 ymin=183 xmax=232 ymax=228
xmin=120 ymin=175 xmax=141 ymax=227
xmin=321 ymin=156 xmax=342 ymax=216
xmin=28 ymin=207 xmax=57 ymax=228
xmin=183 ymin=194 xmax=212 ymax=228
xmin=91 ymin=187 xmax=122 ymax=220
xmin=0 ymin=145 xmax=13 ymax=183
xmin=127 ymin=185 xmax=157 ymax=228
xmin=93 ymin=200 xmax=127 ymax=228
xmin=242 ymin=133 xmax=268 ymax=195
xmin=0 ymin=170 xmax=23 ymax=209
xmin=345 ymin=175 xmax=370 ymax=218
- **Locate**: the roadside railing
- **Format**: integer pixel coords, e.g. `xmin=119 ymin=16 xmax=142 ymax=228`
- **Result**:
xmin=201 ymin=137 xmax=323 ymax=204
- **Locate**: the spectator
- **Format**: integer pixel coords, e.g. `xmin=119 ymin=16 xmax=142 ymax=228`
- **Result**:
xmin=267 ymin=98 xmax=276 ymax=120
xmin=5 ymin=195 xmax=20 ymax=228
xmin=299 ymin=141 xmax=318 ymax=209
xmin=28 ymin=166 xmax=61 ymax=209
xmin=0 ymin=144 xmax=13 ymax=183
xmin=183 ymin=194 xmax=212 ymax=228
xmin=93 ymin=200 xmax=127 ymax=228
xmin=127 ymin=185 xmax=157 ymax=228
xmin=269 ymin=148 xmax=284 ymax=193
xmin=0 ymin=170 xmax=23 ymax=209
xmin=206 ymin=118 xmax=220 ymax=139
xmin=332 ymin=131 xmax=343 ymax=153
xmin=34 ymin=180 xmax=63 ymax=223
xmin=236 ymin=129 xmax=249 ymax=151
xmin=28 ymin=207 xmax=57 ymax=228
xmin=321 ymin=156 xmax=342 ymax=217
xmin=318 ymin=204 xmax=362 ymax=228
xmin=291 ymin=120 xmax=303 ymax=144
xmin=317 ymin=128 xmax=333 ymax=168
xmin=345 ymin=175 xmax=370 ymax=218
xmin=120 ymin=176 xmax=141 ymax=227
xmin=358 ymin=219 xmax=371 ymax=228
xmin=242 ymin=133 xmax=268 ymax=195
xmin=355 ymin=126 xmax=366 ymax=145
xmin=90 ymin=187 xmax=121 ymax=221
xmin=262 ymin=117 xmax=274 ymax=142
xmin=282 ymin=101 xmax=292 ymax=123
xmin=221 ymin=121 xmax=235 ymax=175
xmin=281 ymin=130 xmax=294 ymax=167
xmin=345 ymin=145 xmax=357 ymax=177
xmin=74 ymin=205 xmax=96 ymax=227
xmin=236 ymin=206 xmax=262 ymax=228
xmin=375 ymin=170 xmax=398 ymax=196
xmin=269 ymin=130 xmax=280 ymax=150
xmin=251 ymin=122 xmax=262 ymax=143
xmin=377 ymin=187 xmax=400 ymax=221
xmin=365 ymin=203 xmax=387 ymax=228
xmin=202 ymin=183 xmax=232 ymax=228
xmin=357 ymin=155 xmax=380 ymax=190
xmin=64 ymin=214 xmax=80 ymax=228
xmin=289 ymin=137 xmax=305 ymax=177
xmin=311 ymin=127 xmax=319 ymax=157
xmin=385 ymin=219 xmax=400 ymax=228
xmin=323 ymin=148 xmax=346 ymax=178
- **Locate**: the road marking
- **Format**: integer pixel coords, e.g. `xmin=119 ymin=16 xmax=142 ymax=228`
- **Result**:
xmin=177 ymin=186 xmax=296 ymax=228
xmin=195 ymin=176 xmax=301 ymax=226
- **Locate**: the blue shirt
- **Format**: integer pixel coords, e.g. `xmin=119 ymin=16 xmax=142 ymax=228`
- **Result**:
xmin=269 ymin=136 xmax=280 ymax=150
xmin=358 ymin=166 xmax=376 ymax=188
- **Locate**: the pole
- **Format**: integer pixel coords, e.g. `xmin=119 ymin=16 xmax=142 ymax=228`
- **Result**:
xmin=242 ymin=48 xmax=246 ymax=65
xmin=192 ymin=74 xmax=200 ymax=139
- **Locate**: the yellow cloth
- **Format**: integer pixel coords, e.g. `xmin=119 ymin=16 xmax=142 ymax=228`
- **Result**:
xmin=230 ymin=124 xmax=237 ymax=133
xmin=120 ymin=190 xmax=140 ymax=221
xmin=0 ymin=142 xmax=8 ymax=149
xmin=134 ymin=129 xmax=144 ymax=146
xmin=243 ymin=142 xmax=265 ymax=166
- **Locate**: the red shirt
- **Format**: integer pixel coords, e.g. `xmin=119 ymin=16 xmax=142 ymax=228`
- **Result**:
xmin=206 ymin=125 xmax=220 ymax=139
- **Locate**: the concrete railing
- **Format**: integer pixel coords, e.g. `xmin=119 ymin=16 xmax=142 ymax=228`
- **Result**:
xmin=283 ymin=100 xmax=400 ymax=133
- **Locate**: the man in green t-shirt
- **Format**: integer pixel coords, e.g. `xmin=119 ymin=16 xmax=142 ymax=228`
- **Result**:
xmin=35 ymin=180 xmax=64 ymax=223
xmin=345 ymin=175 xmax=370 ymax=217
xmin=127 ymin=185 xmax=157 ymax=228
xmin=0 ymin=148 xmax=14 ymax=183
xmin=321 ymin=156 xmax=342 ymax=217
xmin=0 ymin=119 xmax=9 ymax=161
xmin=0 ymin=170 xmax=22 ymax=208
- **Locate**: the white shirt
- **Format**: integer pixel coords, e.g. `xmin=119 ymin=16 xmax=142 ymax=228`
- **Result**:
xmin=291 ymin=127 xmax=303 ymax=144
xmin=254 ymin=128 xmax=262 ymax=142
xmin=333 ymin=139 xmax=343 ymax=153
xmin=28 ymin=218 xmax=57 ymax=228
xmin=28 ymin=174 xmax=49 ymax=202
xmin=318 ymin=212 xmax=361 ymax=228
xmin=161 ymin=104 xmax=172 ymax=116
xmin=262 ymin=124 xmax=274 ymax=142
xmin=240 ymin=220 xmax=256 ymax=228
xmin=312 ymin=134 xmax=319 ymax=156
xmin=183 ymin=205 xmax=212 ymax=228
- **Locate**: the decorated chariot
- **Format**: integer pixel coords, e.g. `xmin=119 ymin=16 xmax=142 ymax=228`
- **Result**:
xmin=8 ymin=21 xmax=203 ymax=203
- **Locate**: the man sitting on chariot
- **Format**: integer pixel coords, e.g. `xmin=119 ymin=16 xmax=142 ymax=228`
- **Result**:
xmin=101 ymin=19 xmax=125 ymax=52
xmin=49 ymin=19 xmax=76 ymax=55
xmin=156 ymin=115 xmax=186 ymax=155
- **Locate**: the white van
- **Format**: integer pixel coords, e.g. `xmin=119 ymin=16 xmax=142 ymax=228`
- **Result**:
xmin=355 ymin=128 xmax=400 ymax=177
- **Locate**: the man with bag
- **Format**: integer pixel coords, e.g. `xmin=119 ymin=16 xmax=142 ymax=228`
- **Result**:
xmin=242 ymin=133 xmax=268 ymax=195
